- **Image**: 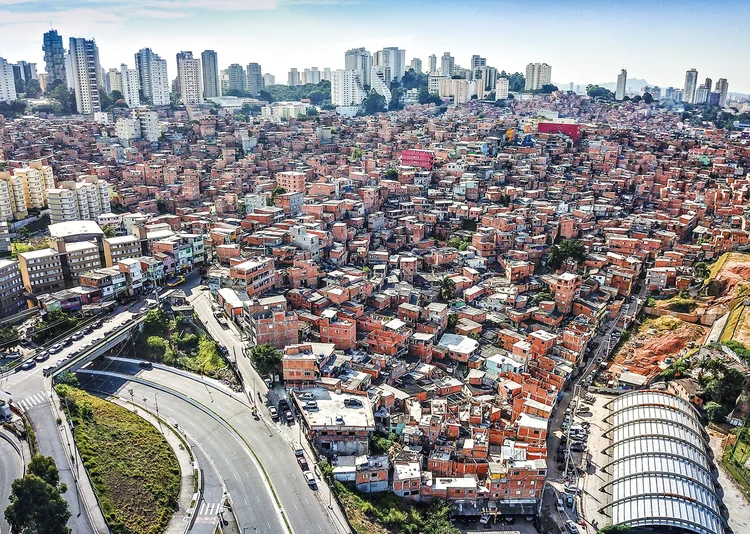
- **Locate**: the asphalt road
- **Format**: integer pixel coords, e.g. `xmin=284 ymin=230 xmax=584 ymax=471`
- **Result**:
xmin=85 ymin=357 xmax=347 ymax=534
xmin=78 ymin=370 xmax=286 ymax=534
xmin=0 ymin=429 xmax=22 ymax=534
xmin=190 ymin=440 xmax=223 ymax=534
xmin=26 ymin=398 xmax=94 ymax=534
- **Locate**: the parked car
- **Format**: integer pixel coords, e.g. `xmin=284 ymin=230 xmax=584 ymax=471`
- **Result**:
xmin=268 ymin=406 xmax=279 ymax=421
xmin=344 ymin=397 xmax=364 ymax=407
xmin=556 ymin=498 xmax=565 ymax=511
xmin=304 ymin=400 xmax=318 ymax=410
xmin=285 ymin=410 xmax=294 ymax=424
xmin=138 ymin=361 xmax=153 ymax=370
xmin=20 ymin=360 xmax=36 ymax=370
xmin=293 ymin=442 xmax=304 ymax=456
xmin=42 ymin=366 xmax=55 ymax=377
xmin=298 ymin=392 xmax=314 ymax=401
xmin=565 ymin=519 xmax=581 ymax=534
xmin=566 ymin=494 xmax=575 ymax=507
xmin=297 ymin=455 xmax=309 ymax=470
xmin=34 ymin=351 xmax=49 ymax=362
xmin=304 ymin=471 xmax=317 ymax=489
xmin=48 ymin=344 xmax=63 ymax=355
xmin=71 ymin=332 xmax=84 ymax=341
xmin=278 ymin=399 xmax=290 ymax=411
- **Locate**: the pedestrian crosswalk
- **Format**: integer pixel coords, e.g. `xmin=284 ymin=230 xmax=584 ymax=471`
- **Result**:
xmin=197 ymin=501 xmax=219 ymax=516
xmin=16 ymin=392 xmax=47 ymax=410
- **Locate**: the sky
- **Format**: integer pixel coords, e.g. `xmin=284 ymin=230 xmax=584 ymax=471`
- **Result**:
xmin=1 ymin=0 xmax=749 ymax=93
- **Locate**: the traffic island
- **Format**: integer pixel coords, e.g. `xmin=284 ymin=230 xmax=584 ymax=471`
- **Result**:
xmin=55 ymin=385 xmax=182 ymax=534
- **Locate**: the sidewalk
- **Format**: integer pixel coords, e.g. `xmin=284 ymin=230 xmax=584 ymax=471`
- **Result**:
xmin=48 ymin=387 xmax=110 ymax=534
xmin=110 ymin=397 xmax=197 ymax=534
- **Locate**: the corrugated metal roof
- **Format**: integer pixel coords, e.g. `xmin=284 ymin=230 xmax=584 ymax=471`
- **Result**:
xmin=607 ymin=390 xmax=725 ymax=534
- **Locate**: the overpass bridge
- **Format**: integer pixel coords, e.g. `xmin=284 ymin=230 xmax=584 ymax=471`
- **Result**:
xmin=50 ymin=316 xmax=147 ymax=379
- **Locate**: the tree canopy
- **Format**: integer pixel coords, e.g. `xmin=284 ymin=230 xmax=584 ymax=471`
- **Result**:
xmin=437 ymin=276 xmax=456 ymax=301
xmin=417 ymin=87 xmax=442 ymax=106
xmin=5 ymin=456 xmax=70 ymax=534
xmin=249 ymin=344 xmax=282 ymax=379
xmin=547 ymin=239 xmax=587 ymax=269
xmin=499 ymin=71 xmax=525 ymax=92
xmin=539 ymin=84 xmax=558 ymax=94
xmin=361 ymin=91 xmax=387 ymax=115
xmin=586 ymin=84 xmax=615 ymax=99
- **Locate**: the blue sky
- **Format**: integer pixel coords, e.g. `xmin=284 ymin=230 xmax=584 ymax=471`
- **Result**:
xmin=1 ymin=0 xmax=749 ymax=93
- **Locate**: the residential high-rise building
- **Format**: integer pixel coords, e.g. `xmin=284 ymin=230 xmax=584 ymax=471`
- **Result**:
xmin=226 ymin=64 xmax=246 ymax=93
xmin=704 ymin=77 xmax=712 ymax=94
xmin=201 ymin=50 xmax=219 ymax=98
xmin=440 ymin=52 xmax=455 ymax=77
xmin=370 ymin=67 xmax=392 ymax=102
xmin=345 ymin=48 xmax=372 ymax=87
xmin=47 ymin=176 xmax=111 ymax=224
xmin=374 ymin=47 xmax=406 ymax=84
xmin=66 ymin=38 xmax=102 ymax=114
xmin=120 ymin=64 xmax=140 ymax=107
xmin=106 ymin=68 xmax=122 ymax=95
xmin=716 ymin=78 xmax=729 ymax=106
xmin=695 ymin=84 xmax=709 ymax=104
xmin=410 ymin=58 xmax=422 ymax=74
xmin=246 ymin=63 xmax=263 ymax=96
xmin=428 ymin=54 xmax=437 ymax=75
xmin=0 ymin=58 xmax=16 ymax=103
xmin=14 ymin=61 xmax=37 ymax=82
xmin=322 ymin=68 xmax=331 ymax=82
xmin=331 ymin=70 xmax=366 ymax=107
xmin=262 ymin=73 xmax=275 ymax=87
xmin=524 ymin=62 xmax=552 ymax=91
xmin=176 ymin=51 xmax=202 ymax=105
xmin=288 ymin=68 xmax=300 ymax=86
xmin=615 ymin=69 xmax=627 ymax=100
xmin=219 ymin=70 xmax=229 ymax=95
xmin=684 ymin=68 xmax=698 ymax=104
xmin=42 ymin=29 xmax=67 ymax=86
xmin=470 ymin=55 xmax=486 ymax=71
xmin=477 ymin=66 xmax=497 ymax=91
xmin=308 ymin=67 xmax=320 ymax=85
xmin=134 ymin=48 xmax=170 ymax=106
xmin=495 ymin=78 xmax=509 ymax=100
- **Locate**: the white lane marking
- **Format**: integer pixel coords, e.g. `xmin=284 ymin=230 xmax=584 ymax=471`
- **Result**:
xmin=199 ymin=502 xmax=206 ymax=515
xmin=293 ymin=502 xmax=298 ymax=510
xmin=318 ymin=525 xmax=322 ymax=532
xmin=256 ymin=495 xmax=260 ymax=502
xmin=304 ymin=497 xmax=310 ymax=505
xmin=243 ymin=497 xmax=248 ymax=505
xmin=233 ymin=473 xmax=238 ymax=480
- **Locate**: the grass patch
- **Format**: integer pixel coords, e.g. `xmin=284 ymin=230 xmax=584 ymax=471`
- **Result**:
xmin=723 ymin=429 xmax=750 ymax=500
xmin=333 ymin=481 xmax=459 ymax=534
xmin=665 ymin=297 xmax=698 ymax=313
xmin=640 ymin=315 xmax=682 ymax=333
xmin=708 ymin=252 xmax=730 ymax=281
xmin=722 ymin=304 xmax=745 ymax=342
xmin=57 ymin=385 xmax=180 ymax=534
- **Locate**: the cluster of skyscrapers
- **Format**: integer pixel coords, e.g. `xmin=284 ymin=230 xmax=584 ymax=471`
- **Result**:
xmin=614 ymin=67 xmax=729 ymax=106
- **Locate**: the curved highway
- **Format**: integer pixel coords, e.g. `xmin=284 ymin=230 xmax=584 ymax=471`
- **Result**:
xmin=0 ymin=429 xmax=22 ymax=534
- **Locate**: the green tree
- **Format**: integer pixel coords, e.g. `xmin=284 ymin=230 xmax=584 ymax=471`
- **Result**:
xmin=269 ymin=186 xmax=287 ymax=205
xmin=0 ymin=326 xmax=19 ymax=345
xmin=49 ymin=84 xmax=76 ymax=114
xmin=156 ymin=198 xmax=167 ymax=214
xmin=547 ymin=239 xmax=587 ymax=269
xmin=249 ymin=344 xmax=282 ymax=379
xmin=99 ymin=90 xmax=113 ymax=110
xmin=586 ymin=84 xmax=615 ymax=99
xmin=694 ymin=262 xmax=709 ymax=279
xmin=110 ymin=90 xmax=124 ymax=102
xmin=597 ymin=526 xmax=633 ymax=534
xmin=55 ymin=371 xmax=79 ymax=388
xmin=28 ymin=455 xmax=62 ymax=488
xmin=5 ymin=467 xmax=71 ymax=534
xmin=417 ymin=87 xmax=442 ymax=106
xmin=361 ymin=91 xmax=387 ymax=115
xmin=437 ymin=276 xmax=456 ymax=301
xmin=643 ymin=92 xmax=654 ymax=104
xmin=388 ymin=87 xmax=404 ymax=111
xmin=384 ymin=168 xmax=399 ymax=180
xmin=704 ymin=401 xmax=728 ymax=423
xmin=0 ymin=100 xmax=29 ymax=118
xmin=24 ymin=79 xmax=42 ymax=98
xmin=101 ymin=225 xmax=117 ymax=238
xmin=499 ymin=71 xmax=525 ymax=92
xmin=539 ymin=84 xmax=558 ymax=93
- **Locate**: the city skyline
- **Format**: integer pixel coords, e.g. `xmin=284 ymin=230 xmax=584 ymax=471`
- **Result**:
xmin=1 ymin=0 xmax=749 ymax=93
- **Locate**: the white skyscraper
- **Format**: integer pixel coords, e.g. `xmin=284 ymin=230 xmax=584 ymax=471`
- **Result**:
xmin=134 ymin=48 xmax=170 ymax=106
xmin=370 ymin=67 xmax=392 ymax=102
xmin=226 ymin=64 xmax=246 ymax=93
xmin=106 ymin=68 xmax=122 ymax=95
xmin=440 ymin=52 xmax=455 ymax=77
xmin=344 ymin=48 xmax=372 ymax=87
xmin=246 ymin=63 xmax=263 ymax=95
xmin=684 ymin=68 xmax=699 ymax=104
xmin=331 ymin=70 xmax=366 ymax=107
xmin=524 ymin=62 xmax=552 ymax=91
xmin=120 ymin=64 xmax=140 ymax=107
xmin=410 ymin=58 xmax=422 ymax=74
xmin=201 ymin=50 xmax=219 ymax=98
xmin=428 ymin=54 xmax=437 ymax=75
xmin=66 ymin=38 xmax=102 ymax=114
xmin=262 ymin=73 xmax=275 ymax=87
xmin=615 ymin=69 xmax=627 ymax=100
xmin=176 ymin=51 xmax=202 ymax=105
xmin=495 ymin=78 xmax=509 ymax=100
xmin=374 ymin=47 xmax=406 ymax=84
xmin=716 ymin=78 xmax=729 ymax=107
xmin=0 ymin=58 xmax=17 ymax=103
xmin=322 ymin=68 xmax=331 ymax=81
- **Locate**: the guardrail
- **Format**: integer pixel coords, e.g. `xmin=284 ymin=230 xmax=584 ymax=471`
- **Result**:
xmin=50 ymin=316 xmax=147 ymax=379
